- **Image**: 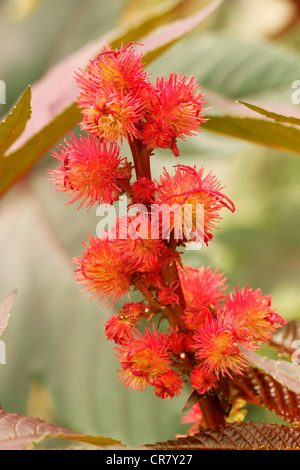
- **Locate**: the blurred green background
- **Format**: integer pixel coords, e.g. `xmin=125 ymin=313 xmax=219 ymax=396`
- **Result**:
xmin=1 ymin=0 xmax=300 ymax=447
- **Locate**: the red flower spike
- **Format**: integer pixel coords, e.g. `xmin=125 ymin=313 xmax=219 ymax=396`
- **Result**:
xmin=49 ymin=133 xmax=130 ymax=209
xmin=48 ymin=42 xmax=289 ymax=413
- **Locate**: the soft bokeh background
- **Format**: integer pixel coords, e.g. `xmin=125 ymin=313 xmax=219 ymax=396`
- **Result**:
xmin=1 ymin=0 xmax=300 ymax=447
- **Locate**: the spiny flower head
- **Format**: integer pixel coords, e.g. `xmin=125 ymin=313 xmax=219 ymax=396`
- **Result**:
xmin=105 ymin=314 xmax=137 ymax=345
xmin=107 ymin=214 xmax=170 ymax=273
xmin=76 ymin=43 xmax=149 ymax=98
xmin=80 ymin=91 xmax=146 ymax=144
xmin=75 ymin=43 xmax=150 ymax=144
xmin=140 ymin=73 xmax=206 ymax=156
xmin=179 ymin=265 xmax=228 ymax=309
xmin=73 ymin=235 xmax=136 ymax=306
xmin=117 ymin=367 xmax=149 ymax=393
xmin=157 ymin=281 xmax=180 ymax=307
xmin=131 ymin=177 xmax=157 ymax=206
xmin=156 ymin=165 xmax=235 ymax=245
xmin=116 ymin=327 xmax=172 ymax=386
xmin=223 ymin=285 xmax=287 ymax=344
xmin=105 ymin=302 xmax=146 ymax=345
xmin=192 ymin=315 xmax=249 ymax=379
xmin=49 ymin=133 xmax=131 ymax=210
xmin=151 ymin=369 xmax=184 ymax=399
xmin=121 ymin=301 xmax=149 ymax=321
xmin=182 ymin=305 xmax=213 ymax=331
xmin=190 ymin=365 xmax=218 ymax=395
xmin=168 ymin=326 xmax=189 ymax=356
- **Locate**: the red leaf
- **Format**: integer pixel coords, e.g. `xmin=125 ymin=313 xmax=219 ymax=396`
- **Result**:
xmin=269 ymin=320 xmax=300 ymax=358
xmin=234 ymin=367 xmax=300 ymax=424
xmin=0 ymin=410 xmax=123 ymax=450
xmin=144 ymin=422 xmax=300 ymax=450
xmin=239 ymin=345 xmax=300 ymax=394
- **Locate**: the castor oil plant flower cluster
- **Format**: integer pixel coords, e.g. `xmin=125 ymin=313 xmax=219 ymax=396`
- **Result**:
xmin=49 ymin=43 xmax=286 ymax=426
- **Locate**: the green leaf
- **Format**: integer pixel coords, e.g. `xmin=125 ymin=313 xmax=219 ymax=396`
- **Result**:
xmin=147 ymin=33 xmax=300 ymax=154
xmin=203 ymin=114 xmax=300 ymax=155
xmin=149 ymin=33 xmax=300 ymax=101
xmin=0 ymin=0 xmax=224 ymax=199
xmin=114 ymin=0 xmax=186 ymax=47
xmin=238 ymin=100 xmax=300 ymax=126
xmin=0 ymin=86 xmax=31 ymax=156
xmin=60 ymin=433 xmax=124 ymax=449
xmin=138 ymin=0 xmax=224 ymax=64
xmin=0 ymin=103 xmax=81 ymax=196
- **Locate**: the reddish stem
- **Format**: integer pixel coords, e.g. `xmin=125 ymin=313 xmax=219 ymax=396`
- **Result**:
xmin=198 ymin=394 xmax=226 ymax=429
xmin=129 ymin=137 xmax=152 ymax=180
xmin=128 ymin=137 xmax=225 ymax=429
xmin=160 ymin=259 xmax=187 ymax=332
xmin=117 ymin=177 xmax=133 ymax=196
xmin=132 ymin=275 xmax=161 ymax=313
